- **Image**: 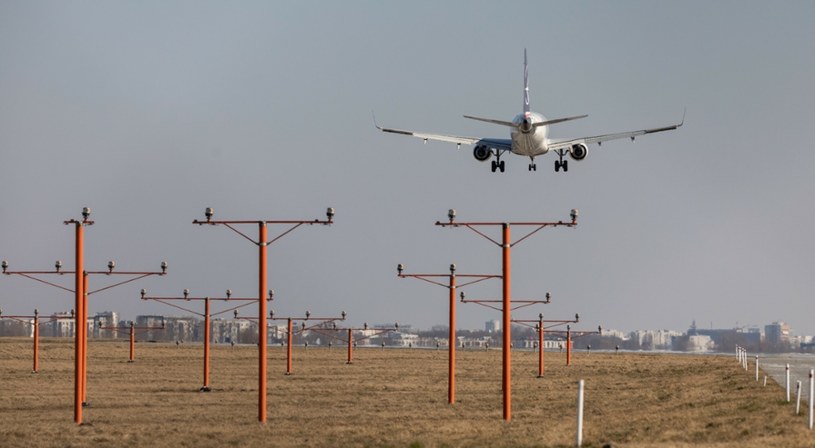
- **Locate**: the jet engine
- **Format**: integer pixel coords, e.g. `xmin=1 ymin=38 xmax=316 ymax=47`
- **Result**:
xmin=473 ymin=145 xmax=492 ymax=162
xmin=569 ymin=143 xmax=588 ymax=161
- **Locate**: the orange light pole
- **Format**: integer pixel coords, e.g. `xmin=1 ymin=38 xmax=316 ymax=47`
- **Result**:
xmin=396 ymin=263 xmax=498 ymax=405
xmin=436 ymin=208 xmax=578 ymax=421
xmin=81 ymin=261 xmax=167 ymax=406
xmin=193 ymin=207 xmax=334 ymax=423
xmin=547 ymin=325 xmax=602 ymax=366
xmin=3 ymin=208 xmax=166 ymax=425
xmin=96 ymin=320 xmax=166 ymax=362
xmin=0 ymin=309 xmax=58 ymax=373
xmin=512 ymin=312 xmax=579 ymax=377
xmin=65 ymin=208 xmax=91 ymax=424
xmin=342 ymin=324 xmax=398 ymax=364
xmin=257 ymin=309 xmax=346 ymax=375
xmin=142 ymin=289 xmax=264 ymax=391
xmin=298 ymin=321 xmax=398 ymax=365
xmin=33 ymin=311 xmax=39 ymax=372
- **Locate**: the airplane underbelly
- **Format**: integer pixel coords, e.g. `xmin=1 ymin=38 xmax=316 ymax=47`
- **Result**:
xmin=511 ymin=131 xmax=545 ymax=156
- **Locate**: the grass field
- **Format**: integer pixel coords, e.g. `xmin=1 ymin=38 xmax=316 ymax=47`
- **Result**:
xmin=0 ymin=337 xmax=812 ymax=447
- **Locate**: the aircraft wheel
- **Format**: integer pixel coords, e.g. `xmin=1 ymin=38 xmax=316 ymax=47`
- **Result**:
xmin=562 ymin=160 xmax=569 ymax=172
xmin=554 ymin=161 xmax=561 ymax=172
xmin=499 ymin=161 xmax=505 ymax=173
xmin=491 ymin=161 xmax=497 ymax=172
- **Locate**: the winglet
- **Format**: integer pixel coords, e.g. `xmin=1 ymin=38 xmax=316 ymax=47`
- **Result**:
xmin=372 ymin=110 xmax=383 ymax=130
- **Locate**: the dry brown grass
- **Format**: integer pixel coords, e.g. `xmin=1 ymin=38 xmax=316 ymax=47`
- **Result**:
xmin=0 ymin=337 xmax=812 ymax=447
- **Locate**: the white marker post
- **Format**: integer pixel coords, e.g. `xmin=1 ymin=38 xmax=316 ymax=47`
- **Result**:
xmin=809 ymin=370 xmax=813 ymax=430
xmin=755 ymin=356 xmax=759 ymax=381
xmin=796 ymin=380 xmax=802 ymax=415
xmin=786 ymin=364 xmax=791 ymax=402
xmin=576 ymin=379 xmax=585 ymax=447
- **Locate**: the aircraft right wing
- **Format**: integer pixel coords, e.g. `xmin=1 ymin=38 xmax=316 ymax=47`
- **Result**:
xmin=547 ymin=112 xmax=685 ymax=151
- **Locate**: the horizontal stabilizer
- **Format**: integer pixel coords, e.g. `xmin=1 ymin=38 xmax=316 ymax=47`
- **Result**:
xmin=463 ymin=115 xmax=517 ymax=128
xmin=534 ymin=114 xmax=588 ymax=127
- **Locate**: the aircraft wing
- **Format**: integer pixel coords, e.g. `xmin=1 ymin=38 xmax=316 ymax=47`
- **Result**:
xmin=374 ymin=117 xmax=512 ymax=151
xmin=547 ymin=115 xmax=684 ymax=152
xmin=377 ymin=125 xmax=480 ymax=146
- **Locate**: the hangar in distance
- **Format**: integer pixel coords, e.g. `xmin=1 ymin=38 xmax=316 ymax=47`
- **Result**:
xmin=376 ymin=49 xmax=683 ymax=173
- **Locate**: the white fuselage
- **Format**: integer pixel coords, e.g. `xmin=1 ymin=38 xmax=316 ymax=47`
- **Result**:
xmin=510 ymin=111 xmax=549 ymax=157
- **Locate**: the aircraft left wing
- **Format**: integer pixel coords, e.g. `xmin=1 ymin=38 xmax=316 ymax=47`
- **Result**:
xmin=548 ymin=113 xmax=684 ymax=151
xmin=374 ymin=115 xmax=481 ymax=146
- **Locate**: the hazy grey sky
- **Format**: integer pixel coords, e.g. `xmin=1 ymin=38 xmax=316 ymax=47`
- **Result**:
xmin=2 ymin=1 xmax=814 ymax=336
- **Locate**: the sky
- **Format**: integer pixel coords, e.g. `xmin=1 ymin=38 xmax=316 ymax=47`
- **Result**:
xmin=1 ymin=1 xmax=814 ymax=336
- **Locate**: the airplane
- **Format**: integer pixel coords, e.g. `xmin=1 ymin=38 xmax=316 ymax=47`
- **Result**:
xmin=375 ymin=49 xmax=683 ymax=173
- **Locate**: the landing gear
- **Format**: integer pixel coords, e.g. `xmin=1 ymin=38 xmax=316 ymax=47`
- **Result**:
xmin=554 ymin=150 xmax=569 ymax=172
xmin=528 ymin=163 xmax=536 ymax=171
xmin=490 ymin=151 xmax=505 ymax=173
xmin=491 ymin=160 xmax=505 ymax=173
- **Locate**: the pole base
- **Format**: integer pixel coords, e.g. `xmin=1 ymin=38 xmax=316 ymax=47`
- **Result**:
xmin=82 ymin=401 xmax=90 ymax=408
xmin=127 ymin=360 xmax=135 ymax=363
xmin=284 ymin=372 xmax=292 ymax=376
xmin=31 ymin=370 xmax=39 ymax=374
xmin=199 ymin=386 xmax=211 ymax=392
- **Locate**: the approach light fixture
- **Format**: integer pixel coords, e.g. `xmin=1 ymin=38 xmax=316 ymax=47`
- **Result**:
xmin=183 ymin=288 xmax=190 ymax=300
xmin=204 ymin=207 xmax=214 ymax=222
xmin=326 ymin=207 xmax=335 ymax=223
xmin=160 ymin=261 xmax=168 ymax=274
xmin=107 ymin=260 xmax=115 ymax=273
xmin=397 ymin=264 xmax=404 ymax=276
xmin=2 ymin=260 xmax=8 ymax=273
xmin=448 ymin=208 xmax=456 ymax=223
xmin=140 ymin=289 xmax=146 ymax=299
xmin=268 ymin=290 xmax=274 ymax=301
xmin=82 ymin=207 xmax=91 ymax=221
xmin=226 ymin=289 xmax=232 ymax=299
xmin=341 ymin=311 xmax=347 ymax=320
xmin=545 ymin=292 xmax=551 ymax=303
xmin=575 ymin=313 xmax=580 ymax=322
xmin=305 ymin=311 xmax=311 ymax=320
xmin=570 ymin=208 xmax=579 ymax=224
xmin=449 ymin=263 xmax=456 ymax=274
xmin=55 ymin=260 xmax=63 ymax=272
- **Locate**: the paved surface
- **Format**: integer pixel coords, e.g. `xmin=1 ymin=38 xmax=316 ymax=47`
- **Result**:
xmin=752 ymin=353 xmax=815 ymax=406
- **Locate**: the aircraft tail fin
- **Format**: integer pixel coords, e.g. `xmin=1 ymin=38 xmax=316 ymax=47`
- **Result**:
xmin=523 ymin=48 xmax=530 ymax=114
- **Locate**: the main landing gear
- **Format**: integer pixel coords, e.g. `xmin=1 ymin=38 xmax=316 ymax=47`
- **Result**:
xmin=491 ymin=156 xmax=505 ymax=173
xmin=528 ymin=161 xmax=537 ymax=171
xmin=554 ymin=149 xmax=569 ymax=172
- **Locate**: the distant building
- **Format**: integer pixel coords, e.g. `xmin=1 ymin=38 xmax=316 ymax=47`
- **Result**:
xmin=765 ymin=321 xmax=791 ymax=346
xmin=485 ymin=320 xmax=500 ymax=333
xmin=92 ymin=311 xmax=119 ymax=338
xmin=45 ymin=311 xmax=77 ymax=337
xmin=687 ymin=335 xmax=714 ymax=352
